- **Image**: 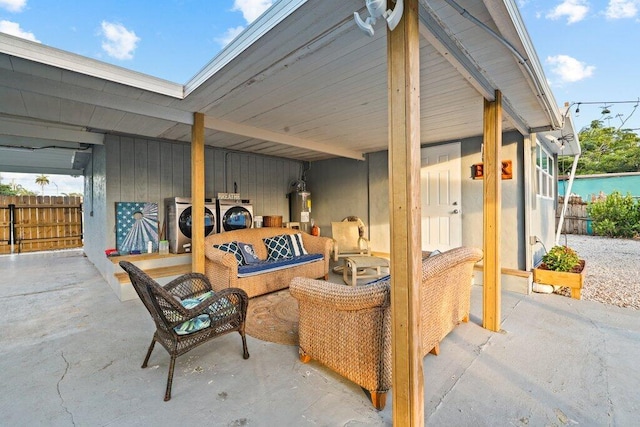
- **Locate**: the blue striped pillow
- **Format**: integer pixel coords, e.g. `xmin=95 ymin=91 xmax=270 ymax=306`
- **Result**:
xmin=287 ymin=233 xmax=308 ymax=256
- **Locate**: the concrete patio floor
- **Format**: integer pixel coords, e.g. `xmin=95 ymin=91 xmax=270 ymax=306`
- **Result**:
xmin=2 ymin=249 xmax=639 ymax=426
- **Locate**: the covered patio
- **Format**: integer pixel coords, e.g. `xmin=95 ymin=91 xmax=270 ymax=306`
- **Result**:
xmin=2 ymin=248 xmax=638 ymax=425
xmin=0 ymin=1 xmax=596 ymax=423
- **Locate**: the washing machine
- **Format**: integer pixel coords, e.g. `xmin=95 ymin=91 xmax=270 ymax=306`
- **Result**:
xmin=217 ymin=198 xmax=253 ymax=233
xmin=165 ymin=197 xmax=217 ymax=253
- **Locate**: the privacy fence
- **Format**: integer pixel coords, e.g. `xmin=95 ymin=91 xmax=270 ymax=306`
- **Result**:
xmin=556 ymin=195 xmax=590 ymax=235
xmin=0 ymin=196 xmax=83 ymax=254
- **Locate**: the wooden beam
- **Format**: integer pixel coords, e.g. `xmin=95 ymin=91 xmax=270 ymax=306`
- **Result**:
xmin=388 ymin=0 xmax=424 ymax=425
xmin=191 ymin=112 xmax=206 ymax=274
xmin=416 ymin=4 xmax=528 ymax=135
xmin=203 ymin=116 xmax=364 ymax=161
xmin=482 ymin=90 xmax=502 ymax=332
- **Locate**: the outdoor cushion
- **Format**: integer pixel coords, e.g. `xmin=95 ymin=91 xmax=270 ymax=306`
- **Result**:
xmin=237 ymin=253 xmax=323 ymax=277
xmin=263 ymin=234 xmax=293 ymax=261
xmin=365 ymin=274 xmax=391 ymax=285
xmin=173 ymin=291 xmax=236 ymax=335
xmin=213 ymin=242 xmax=244 ymax=266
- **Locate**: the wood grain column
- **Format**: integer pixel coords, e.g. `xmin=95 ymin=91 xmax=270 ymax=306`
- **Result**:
xmin=482 ymin=90 xmax=502 ymax=332
xmin=388 ymin=0 xmax=424 ymax=424
xmin=191 ymin=112 xmax=205 ymax=273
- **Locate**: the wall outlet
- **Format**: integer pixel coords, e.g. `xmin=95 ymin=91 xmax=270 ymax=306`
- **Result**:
xmin=529 ymin=236 xmax=540 ymax=245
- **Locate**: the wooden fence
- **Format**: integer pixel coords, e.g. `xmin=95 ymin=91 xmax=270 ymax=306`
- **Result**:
xmin=0 ymin=196 xmax=83 ymax=254
xmin=556 ymin=195 xmax=590 ymax=235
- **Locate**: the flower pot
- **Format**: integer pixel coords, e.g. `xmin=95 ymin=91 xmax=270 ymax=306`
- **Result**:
xmin=533 ymin=260 xmax=586 ymax=299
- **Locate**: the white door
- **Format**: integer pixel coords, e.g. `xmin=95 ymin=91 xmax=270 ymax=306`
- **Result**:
xmin=421 ymin=142 xmax=462 ymax=251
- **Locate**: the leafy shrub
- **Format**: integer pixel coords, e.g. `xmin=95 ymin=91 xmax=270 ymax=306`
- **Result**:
xmin=587 ymin=191 xmax=640 ymax=238
xmin=542 ymin=245 xmax=580 ymax=272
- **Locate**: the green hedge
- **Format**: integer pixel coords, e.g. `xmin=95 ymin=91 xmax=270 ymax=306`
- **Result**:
xmin=586 ymin=191 xmax=640 ymax=238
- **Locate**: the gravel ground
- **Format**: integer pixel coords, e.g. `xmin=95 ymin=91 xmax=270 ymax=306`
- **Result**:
xmin=551 ymin=234 xmax=640 ymax=310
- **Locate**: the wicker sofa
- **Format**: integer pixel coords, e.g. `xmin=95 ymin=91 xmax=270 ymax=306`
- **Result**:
xmin=204 ymin=227 xmax=332 ymax=298
xmin=289 ymin=246 xmax=483 ymax=410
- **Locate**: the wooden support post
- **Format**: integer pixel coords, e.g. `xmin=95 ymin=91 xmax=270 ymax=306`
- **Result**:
xmin=191 ymin=112 xmax=205 ymax=274
xmin=388 ymin=0 xmax=424 ymax=425
xmin=482 ymin=90 xmax=502 ymax=332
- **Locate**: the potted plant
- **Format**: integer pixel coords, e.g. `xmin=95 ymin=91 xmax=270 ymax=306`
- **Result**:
xmin=533 ymin=245 xmax=586 ymax=299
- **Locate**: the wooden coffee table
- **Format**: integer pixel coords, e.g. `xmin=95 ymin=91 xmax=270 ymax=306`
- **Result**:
xmin=343 ymin=255 xmax=390 ymax=286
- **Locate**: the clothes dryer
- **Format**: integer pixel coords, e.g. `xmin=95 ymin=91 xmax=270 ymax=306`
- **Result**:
xmin=217 ymin=198 xmax=253 ymax=233
xmin=165 ymin=197 xmax=216 ymax=253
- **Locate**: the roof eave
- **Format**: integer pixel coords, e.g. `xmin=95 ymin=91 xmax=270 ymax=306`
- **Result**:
xmin=183 ymin=0 xmax=309 ymax=97
xmin=0 ymin=33 xmax=184 ymax=98
xmin=499 ymin=0 xmax=563 ymax=130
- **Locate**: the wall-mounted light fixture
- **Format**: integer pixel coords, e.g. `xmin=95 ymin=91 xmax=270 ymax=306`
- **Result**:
xmin=354 ymin=0 xmax=404 ymax=37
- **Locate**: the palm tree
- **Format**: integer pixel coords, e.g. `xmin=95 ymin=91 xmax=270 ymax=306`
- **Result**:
xmin=35 ymin=174 xmax=50 ymax=195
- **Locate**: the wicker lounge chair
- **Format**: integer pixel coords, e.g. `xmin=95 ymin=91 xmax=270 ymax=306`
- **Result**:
xmin=290 ymin=246 xmax=483 ymax=409
xmin=331 ymin=220 xmax=371 ymax=262
xmin=119 ymin=261 xmax=250 ymax=401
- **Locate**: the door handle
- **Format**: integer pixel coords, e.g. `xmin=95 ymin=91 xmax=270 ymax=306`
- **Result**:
xmin=452 ymin=209 xmax=459 ymax=214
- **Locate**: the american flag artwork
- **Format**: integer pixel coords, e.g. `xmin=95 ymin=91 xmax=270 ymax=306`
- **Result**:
xmin=115 ymin=202 xmax=158 ymax=253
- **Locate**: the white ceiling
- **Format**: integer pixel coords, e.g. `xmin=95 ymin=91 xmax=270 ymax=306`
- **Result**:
xmin=0 ymin=0 xmax=577 ymax=175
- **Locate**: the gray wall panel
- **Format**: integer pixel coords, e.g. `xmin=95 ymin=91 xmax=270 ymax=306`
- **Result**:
xmin=305 ymin=157 xmax=369 ymax=240
xmin=307 ymin=132 xmax=528 ymax=270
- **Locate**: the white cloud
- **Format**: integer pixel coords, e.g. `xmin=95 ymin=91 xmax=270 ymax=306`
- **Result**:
xmin=605 ymin=0 xmax=639 ymax=19
xmin=0 ymin=0 xmax=26 ymax=12
xmin=100 ymin=21 xmax=140 ymax=60
xmin=232 ymin=0 xmax=272 ymax=23
xmin=0 ymin=20 xmax=39 ymax=42
xmin=546 ymin=54 xmax=595 ymax=83
xmin=216 ymin=25 xmax=245 ymax=46
xmin=546 ymin=0 xmax=590 ymax=24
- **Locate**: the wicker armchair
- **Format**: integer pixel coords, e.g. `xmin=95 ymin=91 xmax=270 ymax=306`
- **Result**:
xmin=119 ymin=261 xmax=249 ymax=401
xmin=290 ymin=246 xmax=483 ymax=410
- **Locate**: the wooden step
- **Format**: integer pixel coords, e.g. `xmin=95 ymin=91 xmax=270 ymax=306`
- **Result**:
xmin=115 ymin=264 xmax=192 ymax=284
xmin=109 ymin=252 xmax=189 ymax=264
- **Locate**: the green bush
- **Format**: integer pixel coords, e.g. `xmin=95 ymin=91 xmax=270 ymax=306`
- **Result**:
xmin=587 ymin=191 xmax=640 ymax=238
xmin=542 ymin=245 xmax=581 ymax=272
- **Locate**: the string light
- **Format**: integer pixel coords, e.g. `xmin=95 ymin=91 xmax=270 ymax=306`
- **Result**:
xmin=568 ymin=99 xmax=640 ymax=130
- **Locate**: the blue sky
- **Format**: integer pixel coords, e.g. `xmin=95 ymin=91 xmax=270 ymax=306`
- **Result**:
xmin=1 ymin=0 xmax=639 ymax=192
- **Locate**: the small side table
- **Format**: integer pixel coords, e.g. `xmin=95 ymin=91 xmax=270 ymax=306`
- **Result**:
xmin=343 ymin=255 xmax=390 ymax=286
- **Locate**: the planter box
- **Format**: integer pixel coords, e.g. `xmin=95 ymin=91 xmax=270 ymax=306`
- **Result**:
xmin=533 ymin=260 xmax=586 ymax=300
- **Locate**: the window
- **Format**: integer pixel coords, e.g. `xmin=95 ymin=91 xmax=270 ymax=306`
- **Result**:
xmin=536 ymin=141 xmax=554 ymax=199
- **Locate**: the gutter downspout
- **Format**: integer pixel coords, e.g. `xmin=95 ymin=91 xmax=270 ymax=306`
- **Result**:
xmin=524 ymin=135 xmax=534 ymax=273
xmin=555 ymin=153 xmax=580 ymax=245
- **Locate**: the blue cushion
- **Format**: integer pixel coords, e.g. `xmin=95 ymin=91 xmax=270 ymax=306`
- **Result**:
xmin=263 ymin=234 xmax=292 ymax=261
xmin=365 ymin=274 xmax=391 ymax=285
xmin=173 ymin=291 xmax=236 ymax=335
xmin=213 ymin=242 xmax=244 ymax=266
xmin=238 ymin=253 xmax=323 ymax=277
xmin=287 ymin=233 xmax=308 ymax=256
xmin=237 ymin=241 xmax=261 ymax=264
xmin=174 ymin=291 xmax=214 ymax=335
